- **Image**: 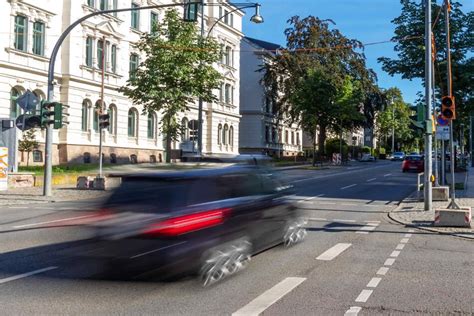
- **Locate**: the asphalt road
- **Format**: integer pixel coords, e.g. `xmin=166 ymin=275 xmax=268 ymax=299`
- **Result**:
xmin=0 ymin=161 xmax=472 ymax=315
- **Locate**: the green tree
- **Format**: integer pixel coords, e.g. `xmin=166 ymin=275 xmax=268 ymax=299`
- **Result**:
xmin=378 ymin=0 xmax=473 ymax=124
xmin=120 ymin=9 xmax=222 ymax=162
xmin=18 ymin=129 xmax=39 ymax=167
xmin=261 ymin=16 xmax=376 ymax=158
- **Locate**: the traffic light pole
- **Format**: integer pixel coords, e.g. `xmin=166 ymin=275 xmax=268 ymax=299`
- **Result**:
xmin=98 ymin=35 xmax=106 ymax=180
xmin=423 ymin=0 xmax=433 ymax=211
xmin=445 ymin=0 xmax=460 ymax=209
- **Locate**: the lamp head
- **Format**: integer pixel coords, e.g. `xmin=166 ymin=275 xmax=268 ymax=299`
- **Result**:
xmin=250 ymin=4 xmax=264 ymax=24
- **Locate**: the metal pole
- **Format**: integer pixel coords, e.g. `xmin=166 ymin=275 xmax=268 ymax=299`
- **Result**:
xmin=423 ymin=0 xmax=433 ymax=211
xmin=431 ymin=51 xmax=439 ymax=186
xmin=98 ymin=36 xmax=106 ymax=179
xmin=441 ymin=139 xmax=446 ymax=184
xmin=445 ymin=0 xmax=459 ymax=209
xmin=197 ymin=0 xmax=205 ymax=158
xmin=391 ymin=102 xmax=395 ymax=153
xmin=470 ymin=116 xmax=473 ymax=167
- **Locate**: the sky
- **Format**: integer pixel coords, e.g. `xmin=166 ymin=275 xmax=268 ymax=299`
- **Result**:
xmin=242 ymin=0 xmax=473 ymax=106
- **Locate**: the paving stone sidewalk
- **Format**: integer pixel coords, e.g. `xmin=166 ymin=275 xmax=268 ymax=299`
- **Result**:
xmin=0 ymin=185 xmax=111 ymax=206
xmin=389 ymin=168 xmax=474 ymax=239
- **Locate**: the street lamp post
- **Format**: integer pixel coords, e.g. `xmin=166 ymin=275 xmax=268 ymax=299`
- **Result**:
xmin=42 ymin=1 xmax=262 ymax=196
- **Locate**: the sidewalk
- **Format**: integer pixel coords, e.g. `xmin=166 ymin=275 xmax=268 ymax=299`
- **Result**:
xmin=389 ymin=167 xmax=474 ymax=239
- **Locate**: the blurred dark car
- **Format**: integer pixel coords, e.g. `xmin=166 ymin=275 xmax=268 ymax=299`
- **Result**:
xmin=402 ymin=155 xmax=424 ymax=172
xmin=84 ymin=165 xmax=305 ymax=286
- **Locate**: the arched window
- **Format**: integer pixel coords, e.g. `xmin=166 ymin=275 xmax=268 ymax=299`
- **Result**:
xmin=110 ymin=153 xmax=117 ymax=164
xmin=83 ymin=152 xmax=91 ymax=164
xmin=217 ymin=124 xmax=222 ymax=145
xmin=81 ymin=99 xmax=91 ymax=131
xmin=108 ymin=104 xmax=117 ymax=135
xmin=147 ymin=112 xmax=156 ymax=139
xmin=229 ymin=126 xmax=234 ymax=147
xmin=223 ymin=124 xmax=229 ymax=145
xmin=181 ymin=117 xmax=189 ymax=141
xmin=130 ymin=154 xmax=138 ymax=164
xmin=10 ymin=87 xmax=22 ymax=119
xmin=128 ymin=108 xmax=138 ymax=137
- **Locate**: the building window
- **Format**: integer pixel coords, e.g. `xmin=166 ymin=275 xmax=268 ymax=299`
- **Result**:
xmin=291 ymin=131 xmax=295 ymax=145
xmin=285 ymin=130 xmax=289 ymax=144
xmin=32 ymin=21 xmax=45 ymax=56
xmin=296 ymin=132 xmax=300 ymax=145
xmin=265 ymin=126 xmax=270 ymax=143
xmin=230 ymin=14 xmax=234 ymax=27
xmin=225 ymin=84 xmax=231 ymax=104
xmin=110 ymin=153 xmax=117 ymax=163
xmin=224 ymin=46 xmax=231 ymax=66
xmin=32 ymin=150 xmax=43 ymax=162
xmin=150 ymin=11 xmax=159 ymax=32
xmin=129 ymin=53 xmax=139 ymax=78
xmin=217 ymin=124 xmax=222 ymax=145
xmin=224 ymin=10 xmax=229 ymax=24
xmin=108 ymin=104 xmax=116 ymax=135
xmin=223 ymin=124 xmax=228 ymax=145
xmin=83 ymin=152 xmax=91 ymax=164
xmin=93 ymin=109 xmax=99 ymax=132
xmin=130 ymin=154 xmax=138 ymax=164
xmin=100 ymin=0 xmax=108 ymax=10
xmin=87 ymin=0 xmax=95 ymax=8
xmin=181 ymin=117 xmax=189 ymax=141
xmin=81 ymin=100 xmax=90 ymax=131
xmin=97 ymin=40 xmax=105 ymax=69
xmin=111 ymin=44 xmax=117 ymax=73
xmin=229 ymin=126 xmax=234 ymax=147
xmin=112 ymin=0 xmax=118 ymax=16
xmin=128 ymin=108 xmax=137 ymax=137
xmin=14 ymin=15 xmax=27 ymax=51
xmin=219 ymin=83 xmax=224 ymax=102
xmin=10 ymin=87 xmax=22 ymax=119
xmin=131 ymin=3 xmax=140 ymax=30
xmin=85 ymin=37 xmax=93 ymax=67
xmin=147 ymin=113 xmax=156 ymax=139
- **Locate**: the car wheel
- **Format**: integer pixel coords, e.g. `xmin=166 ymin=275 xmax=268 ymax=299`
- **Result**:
xmin=199 ymin=238 xmax=252 ymax=287
xmin=283 ymin=218 xmax=307 ymax=247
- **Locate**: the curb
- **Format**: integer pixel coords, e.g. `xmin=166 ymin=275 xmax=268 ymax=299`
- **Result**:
xmin=388 ymin=190 xmax=474 ymax=240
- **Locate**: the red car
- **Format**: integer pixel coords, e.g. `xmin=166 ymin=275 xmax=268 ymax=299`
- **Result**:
xmin=402 ymin=155 xmax=424 ymax=172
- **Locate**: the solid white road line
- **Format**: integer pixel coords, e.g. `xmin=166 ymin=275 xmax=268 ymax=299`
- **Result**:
xmin=376 ymin=267 xmax=389 ymax=276
xmin=0 ymin=267 xmax=57 ymax=284
xmin=344 ymin=306 xmax=362 ymax=316
xmin=316 ymin=243 xmax=352 ymax=261
xmin=404 ymin=233 xmax=413 ymax=238
xmin=308 ymin=217 xmax=327 ymax=222
xmin=316 ymin=194 xmax=325 ymax=197
xmin=367 ymin=277 xmax=382 ymax=288
xmin=390 ymin=251 xmax=401 ymax=258
xmin=7 ymin=206 xmax=28 ymax=209
xmin=383 ymin=173 xmax=392 ymax=177
xmin=333 ymin=219 xmax=356 ymax=223
xmin=366 ymin=178 xmax=377 ymax=182
xmin=400 ymin=238 xmax=410 ymax=243
xmin=395 ymin=244 xmax=406 ymax=250
xmin=384 ymin=258 xmax=396 ymax=266
xmin=341 ymin=184 xmax=357 ymax=190
xmin=12 ymin=215 xmax=96 ymax=229
xmin=232 ymin=277 xmax=306 ymax=316
xmin=355 ymin=289 xmax=373 ymax=303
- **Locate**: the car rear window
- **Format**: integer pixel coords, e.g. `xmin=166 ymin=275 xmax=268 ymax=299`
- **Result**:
xmin=405 ymin=156 xmax=422 ymax=161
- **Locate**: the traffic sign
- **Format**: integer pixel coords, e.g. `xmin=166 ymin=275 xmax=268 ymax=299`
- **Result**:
xmin=435 ymin=126 xmax=450 ymax=140
xmin=188 ymin=119 xmax=199 ymax=131
xmin=437 ymin=114 xmax=449 ymax=126
xmin=16 ymin=90 xmax=40 ymax=112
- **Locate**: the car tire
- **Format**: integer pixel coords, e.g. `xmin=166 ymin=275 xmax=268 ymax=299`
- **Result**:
xmin=199 ymin=237 xmax=252 ymax=287
xmin=283 ymin=218 xmax=307 ymax=247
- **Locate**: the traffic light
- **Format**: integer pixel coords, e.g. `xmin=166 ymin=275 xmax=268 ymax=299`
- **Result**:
xmin=99 ymin=113 xmax=110 ymax=129
xmin=40 ymin=101 xmax=55 ymax=126
xmin=53 ymin=103 xmax=69 ymax=129
xmin=15 ymin=114 xmax=41 ymax=131
xmin=183 ymin=0 xmax=199 ymax=22
xmin=441 ymin=95 xmax=455 ymax=120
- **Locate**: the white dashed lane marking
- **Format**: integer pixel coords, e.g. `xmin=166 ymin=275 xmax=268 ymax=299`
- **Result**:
xmin=384 ymin=258 xmax=396 ymax=266
xmin=355 ymin=289 xmax=373 ymax=303
xmin=400 ymin=238 xmax=410 ymax=243
xmin=383 ymin=173 xmax=392 ymax=177
xmin=367 ymin=277 xmax=382 ymax=288
xmin=0 ymin=267 xmax=57 ymax=284
xmin=344 ymin=306 xmax=362 ymax=316
xmin=232 ymin=277 xmax=306 ymax=316
xmin=366 ymin=178 xmax=376 ymax=182
xmin=390 ymin=250 xmax=401 ymax=258
xmin=376 ymin=267 xmax=389 ymax=276
xmin=316 ymin=243 xmax=352 ymax=261
xmin=396 ymin=244 xmax=405 ymax=250
xmin=341 ymin=184 xmax=357 ymax=190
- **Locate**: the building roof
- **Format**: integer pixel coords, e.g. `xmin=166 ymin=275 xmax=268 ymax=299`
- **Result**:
xmin=244 ymin=37 xmax=283 ymax=51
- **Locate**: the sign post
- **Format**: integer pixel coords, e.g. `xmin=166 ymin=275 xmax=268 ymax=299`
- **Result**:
xmin=0 ymin=147 xmax=8 ymax=191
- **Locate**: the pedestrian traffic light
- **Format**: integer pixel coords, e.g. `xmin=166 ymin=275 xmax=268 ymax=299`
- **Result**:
xmin=15 ymin=114 xmax=41 ymax=131
xmin=53 ymin=103 xmax=69 ymax=129
xmin=183 ymin=0 xmax=199 ymax=22
xmin=40 ymin=101 xmax=56 ymax=126
xmin=99 ymin=113 xmax=110 ymax=129
xmin=441 ymin=95 xmax=455 ymax=120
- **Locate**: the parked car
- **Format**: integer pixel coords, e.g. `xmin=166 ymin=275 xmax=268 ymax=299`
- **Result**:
xmin=360 ymin=154 xmax=376 ymax=162
xmin=402 ymin=155 xmax=424 ymax=172
xmin=81 ymin=165 xmax=305 ymax=286
xmin=391 ymin=152 xmax=405 ymax=161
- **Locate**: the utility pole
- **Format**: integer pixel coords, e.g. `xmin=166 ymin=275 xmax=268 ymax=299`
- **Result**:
xmin=423 ymin=0 xmax=433 ymax=211
xmin=445 ymin=0 xmax=460 ymax=209
xmin=391 ymin=100 xmax=395 ymax=153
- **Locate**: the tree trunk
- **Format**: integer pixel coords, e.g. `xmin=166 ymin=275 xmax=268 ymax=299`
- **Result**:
xmin=312 ymin=138 xmax=316 ymax=167
xmin=26 ymin=151 xmax=30 ymax=167
xmin=318 ymin=124 xmax=327 ymax=157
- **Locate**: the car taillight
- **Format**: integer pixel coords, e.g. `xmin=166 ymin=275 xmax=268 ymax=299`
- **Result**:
xmin=141 ymin=208 xmax=231 ymax=237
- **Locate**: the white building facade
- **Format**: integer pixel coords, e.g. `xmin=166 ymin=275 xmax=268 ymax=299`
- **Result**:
xmin=0 ymin=0 xmax=243 ymax=166
xmin=240 ymin=37 xmax=302 ymax=157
